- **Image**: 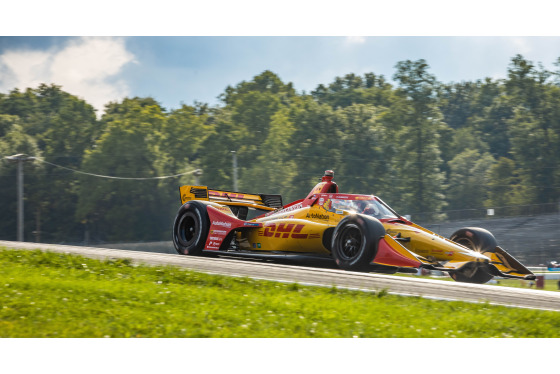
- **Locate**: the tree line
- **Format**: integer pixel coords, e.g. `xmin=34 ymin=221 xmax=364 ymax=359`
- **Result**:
xmin=1 ymin=55 xmax=560 ymax=243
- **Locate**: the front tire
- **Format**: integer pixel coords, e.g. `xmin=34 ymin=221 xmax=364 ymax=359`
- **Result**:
xmin=449 ymin=227 xmax=497 ymax=284
xmin=172 ymin=201 xmax=210 ymax=255
xmin=331 ymin=215 xmax=385 ymax=272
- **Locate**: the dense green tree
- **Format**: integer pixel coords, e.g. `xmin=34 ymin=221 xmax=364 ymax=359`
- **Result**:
xmin=447 ymin=149 xmax=495 ymax=210
xmin=242 ymin=107 xmax=298 ymax=197
xmin=285 ymin=97 xmax=343 ymax=200
xmin=0 ymin=123 xmax=42 ymax=241
xmin=392 ymin=59 xmax=447 ymax=216
xmin=3 ymin=54 xmax=560 ymax=242
xmin=0 ymin=114 xmax=20 ymax=138
xmin=485 ymin=157 xmax=524 ymax=207
xmin=506 ymin=56 xmax=560 ymax=204
xmin=76 ymin=97 xmax=169 ymax=242
xmin=0 ymin=84 xmax=100 ymax=242
xmin=311 ymin=73 xmax=394 ymax=109
xmin=200 ymin=71 xmax=297 ymax=193
xmin=335 ymin=104 xmax=393 ymax=198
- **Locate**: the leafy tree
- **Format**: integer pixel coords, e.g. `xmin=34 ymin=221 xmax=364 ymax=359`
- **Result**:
xmin=202 ymin=71 xmax=297 ymax=193
xmin=0 ymin=123 xmax=42 ymax=241
xmin=392 ymin=59 xmax=447 ymax=216
xmin=506 ymin=56 xmax=560 ymax=204
xmin=311 ymin=73 xmax=394 ymax=109
xmin=284 ymin=97 xmax=343 ymax=200
xmin=197 ymin=108 xmax=238 ymax=191
xmin=485 ymin=157 xmax=525 ymax=207
xmin=242 ymin=107 xmax=298 ymax=196
xmin=76 ymin=97 xmax=169 ymax=242
xmin=335 ymin=104 xmax=393 ymax=198
xmin=447 ymin=149 xmax=495 ymax=210
xmin=0 ymin=84 xmax=100 ymax=242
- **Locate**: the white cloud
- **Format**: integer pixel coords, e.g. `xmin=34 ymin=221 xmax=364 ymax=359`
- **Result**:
xmin=0 ymin=37 xmax=135 ymax=114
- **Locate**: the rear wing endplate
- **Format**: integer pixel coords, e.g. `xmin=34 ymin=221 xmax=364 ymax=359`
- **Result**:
xmin=179 ymin=185 xmax=283 ymax=210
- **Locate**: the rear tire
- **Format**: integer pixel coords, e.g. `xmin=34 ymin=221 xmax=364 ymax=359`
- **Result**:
xmin=172 ymin=201 xmax=210 ymax=255
xmin=331 ymin=215 xmax=385 ymax=272
xmin=449 ymin=227 xmax=497 ymax=284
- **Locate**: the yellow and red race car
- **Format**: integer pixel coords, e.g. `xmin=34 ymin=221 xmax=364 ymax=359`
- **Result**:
xmin=172 ymin=170 xmax=535 ymax=284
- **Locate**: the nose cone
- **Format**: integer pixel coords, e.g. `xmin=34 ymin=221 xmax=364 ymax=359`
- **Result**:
xmin=385 ymin=223 xmax=491 ymax=263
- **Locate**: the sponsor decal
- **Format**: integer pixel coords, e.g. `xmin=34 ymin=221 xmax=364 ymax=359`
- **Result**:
xmin=446 ymin=251 xmax=454 ymax=256
xmin=209 ymin=236 xmax=221 ymax=241
xmin=212 ymin=221 xmax=232 ymax=228
xmin=355 ymin=196 xmax=373 ymax=200
xmin=336 ymin=210 xmax=343 ymax=215
xmin=215 ymin=206 xmax=232 ymax=213
xmin=306 ymin=213 xmax=330 ymax=220
xmin=243 ymin=222 xmax=260 ymax=227
xmin=261 ymin=223 xmax=309 ymax=239
xmin=335 ymin=196 xmax=349 ymax=199
xmin=209 ymin=191 xmax=246 ymax=199
xmin=253 ymin=243 xmax=256 ymax=248
xmin=320 ymin=198 xmax=332 ymax=211
xmin=257 ymin=243 xmax=261 ymax=248
xmin=266 ymin=202 xmax=303 ymax=216
xmin=319 ymin=198 xmax=324 ymax=205
xmin=211 ymin=230 xmax=227 ymax=235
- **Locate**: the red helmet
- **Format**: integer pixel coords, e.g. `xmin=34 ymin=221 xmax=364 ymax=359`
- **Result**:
xmin=322 ymin=170 xmax=334 ymax=182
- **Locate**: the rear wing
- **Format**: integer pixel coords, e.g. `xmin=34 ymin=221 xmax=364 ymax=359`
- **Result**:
xmin=179 ymin=185 xmax=283 ymax=210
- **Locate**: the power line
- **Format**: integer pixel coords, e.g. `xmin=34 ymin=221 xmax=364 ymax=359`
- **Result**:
xmin=33 ymin=158 xmax=200 ymax=180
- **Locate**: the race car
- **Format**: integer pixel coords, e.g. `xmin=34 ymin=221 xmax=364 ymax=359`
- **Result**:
xmin=172 ymin=170 xmax=535 ymax=284
xmin=547 ymin=261 xmax=560 ymax=271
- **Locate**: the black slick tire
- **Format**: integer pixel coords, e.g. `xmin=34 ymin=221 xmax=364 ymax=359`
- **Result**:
xmin=172 ymin=201 xmax=210 ymax=255
xmin=449 ymin=227 xmax=497 ymax=284
xmin=331 ymin=214 xmax=385 ymax=272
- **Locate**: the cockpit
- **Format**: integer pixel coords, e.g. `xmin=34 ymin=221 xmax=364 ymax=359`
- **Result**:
xmin=323 ymin=197 xmax=398 ymax=219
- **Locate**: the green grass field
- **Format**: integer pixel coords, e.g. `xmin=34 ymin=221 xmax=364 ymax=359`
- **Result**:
xmin=1 ymin=247 xmax=559 ymax=338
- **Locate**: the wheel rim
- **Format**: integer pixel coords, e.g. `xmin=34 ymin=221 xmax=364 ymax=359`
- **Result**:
xmin=338 ymin=224 xmax=362 ymax=260
xmin=451 ymin=236 xmax=492 ymax=283
xmin=454 ymin=237 xmax=478 ymax=252
xmin=177 ymin=213 xmax=198 ymax=247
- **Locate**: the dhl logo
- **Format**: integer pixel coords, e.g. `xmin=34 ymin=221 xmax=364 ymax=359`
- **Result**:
xmin=259 ymin=223 xmax=308 ymax=239
xmin=209 ymin=191 xmax=246 ymax=199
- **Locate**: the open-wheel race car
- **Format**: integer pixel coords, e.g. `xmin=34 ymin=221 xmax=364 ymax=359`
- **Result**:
xmin=172 ymin=170 xmax=535 ymax=284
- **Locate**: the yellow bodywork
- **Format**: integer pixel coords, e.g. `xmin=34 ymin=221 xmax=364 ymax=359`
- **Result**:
xmin=179 ymin=185 xmax=276 ymax=211
xmin=238 ymin=203 xmax=336 ymax=254
xmin=384 ymin=222 xmax=489 ymax=264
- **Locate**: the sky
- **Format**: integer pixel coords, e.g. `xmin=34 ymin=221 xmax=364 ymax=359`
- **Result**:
xmin=1 ymin=2 xmax=560 ymax=115
xmin=2 ymin=36 xmax=560 ymax=114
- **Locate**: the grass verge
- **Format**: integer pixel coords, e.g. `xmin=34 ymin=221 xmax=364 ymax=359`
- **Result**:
xmin=1 ymin=247 xmax=559 ymax=338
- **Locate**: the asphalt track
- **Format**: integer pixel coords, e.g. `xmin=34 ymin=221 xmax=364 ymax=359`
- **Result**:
xmin=2 ymin=240 xmax=560 ymax=311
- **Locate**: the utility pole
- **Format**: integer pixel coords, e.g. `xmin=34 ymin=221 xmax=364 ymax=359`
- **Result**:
xmin=4 ymin=154 xmax=35 ymax=241
xmin=193 ymin=169 xmax=203 ymax=185
xmin=231 ymin=151 xmax=238 ymax=191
